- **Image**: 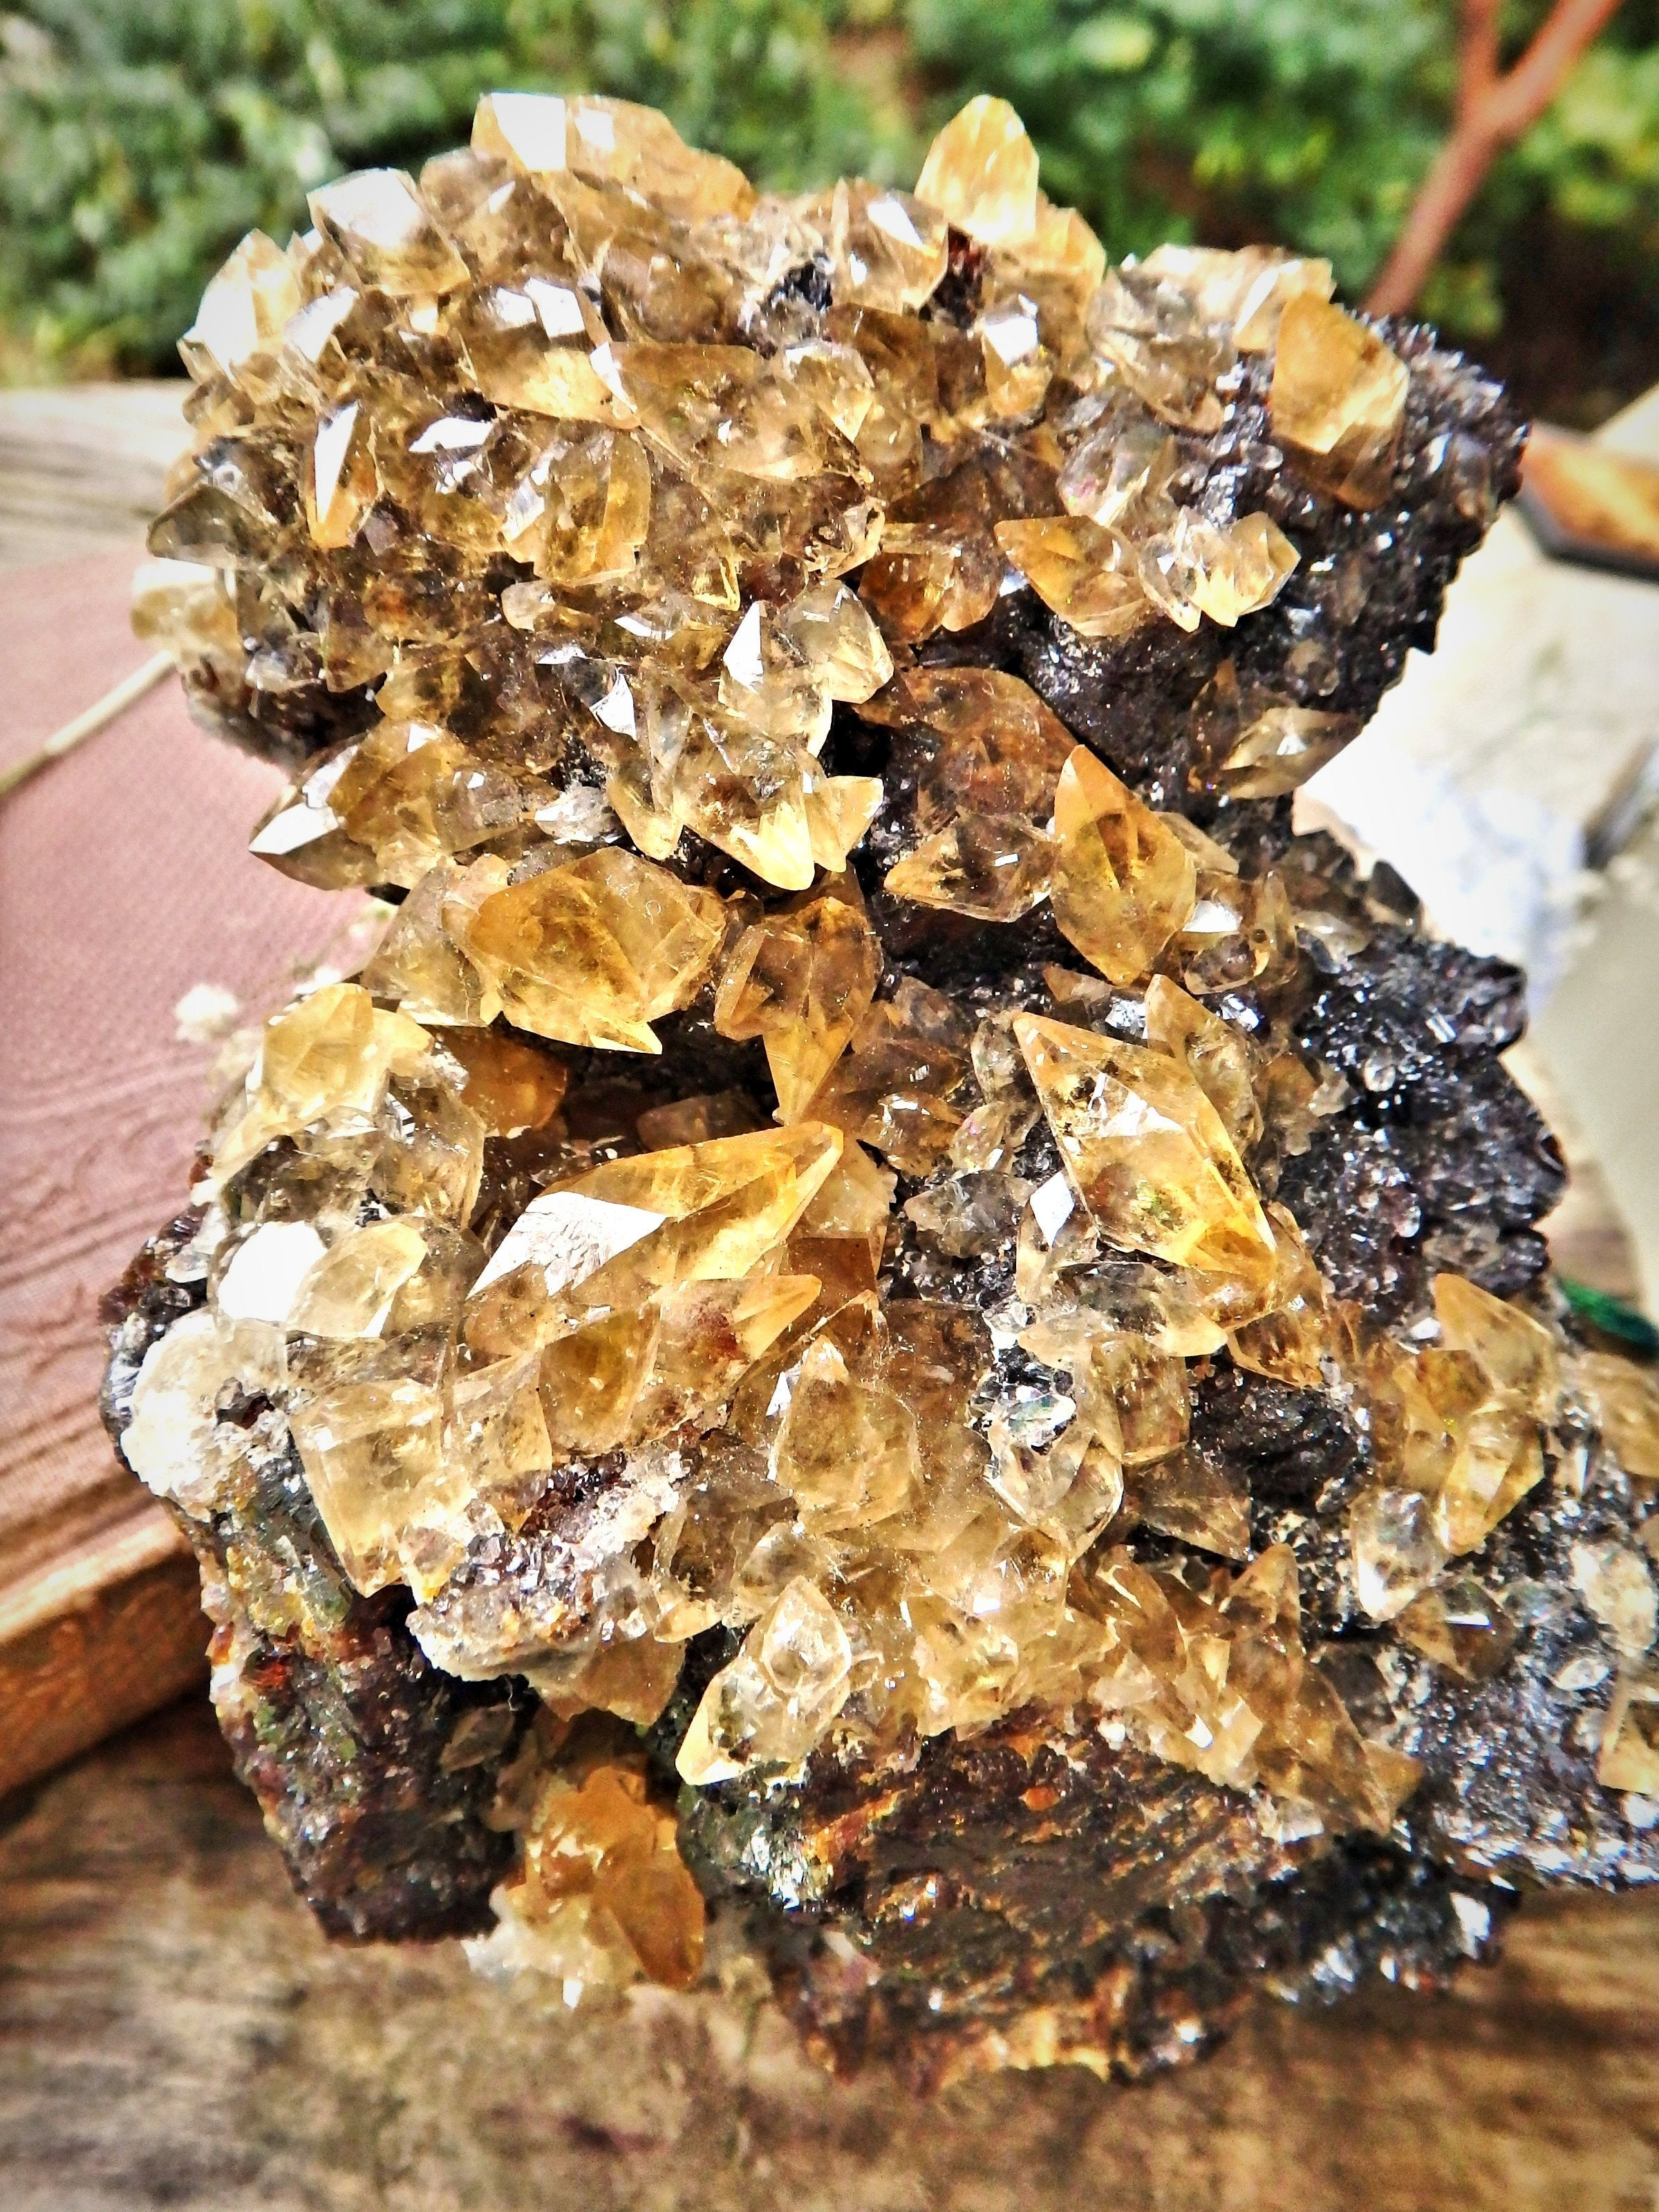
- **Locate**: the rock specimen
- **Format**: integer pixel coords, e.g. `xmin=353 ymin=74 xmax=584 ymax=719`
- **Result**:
xmin=108 ymin=91 xmax=1659 ymax=2086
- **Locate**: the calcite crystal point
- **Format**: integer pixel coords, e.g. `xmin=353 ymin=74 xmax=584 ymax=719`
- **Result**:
xmin=108 ymin=89 xmax=1659 ymax=2087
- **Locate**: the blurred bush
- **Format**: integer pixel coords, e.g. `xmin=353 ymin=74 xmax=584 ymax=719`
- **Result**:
xmin=2 ymin=0 xmax=1657 ymax=410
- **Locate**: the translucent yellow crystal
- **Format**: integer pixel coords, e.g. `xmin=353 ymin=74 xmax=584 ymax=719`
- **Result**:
xmin=182 ymin=229 xmax=301 ymax=380
xmin=288 ymin=1220 xmax=433 ymax=1340
xmin=493 ymin=1761 xmax=706 ymax=1994
xmin=1193 ymin=661 xmax=1359 ymax=798
xmin=617 ymin=341 xmax=850 ymax=485
xmin=1138 ymin=243 xmax=1334 ymax=353
xmin=1049 ymin=745 xmax=1197 ymax=984
xmin=786 ymin=1140 xmax=897 ymax=1309
xmin=361 ymin=859 xmax=493 ymax=1027
xmin=1013 ymin=1011 xmax=1277 ymax=1291
xmin=1128 ymin=1448 xmax=1249 ymax=1558
xmin=1598 ymin=1665 xmax=1659 ymax=1794
xmin=805 ymin=978 xmax=973 ymax=1174
xmin=1365 ymin=1341 xmax=1550 ymax=1560
xmin=1143 ymin=974 xmax=1262 ymax=1154
xmin=885 ymin=813 xmax=1054 ymax=921
xmin=538 ymin=1273 xmax=822 ymax=1455
xmin=773 ymin=1337 xmax=919 ymax=1533
xmin=1577 ymin=1353 xmax=1659 ymax=1479
xmin=452 ymin=847 xmax=727 ymax=1052
xmin=1571 ymin=1538 xmax=1656 ymax=1657
xmin=823 ymin=180 xmax=948 ymax=315
xmin=1177 ymin=868 xmax=1300 ymax=996
xmin=858 ymin=666 xmax=1078 ymax=835
xmin=915 ymin=97 xmax=1040 ymax=247
xmin=308 ymin=169 xmax=469 ymax=296
xmin=713 ymin=892 xmax=881 ymax=1122
xmin=473 ymin=91 xmax=753 ymax=223
xmin=465 ymin=1122 xmax=843 ymax=1358
xmin=1228 ymin=1205 xmax=1331 ymax=1390
xmin=994 ymin=516 xmax=1151 ymax=640
xmin=214 ymin=983 xmax=433 ymax=1181
xmin=677 ymin=1576 xmax=855 ymax=1782
xmin=1270 ymin=294 xmax=1409 ymax=509
xmin=288 ymin=1369 xmax=466 ymax=1600
xmin=1350 ymin=1487 xmax=1447 ymax=1622
xmin=1396 ymin=1575 xmax=1516 ymax=1681
xmin=439 ymin=1028 xmax=567 ymax=1135
xmin=1432 ymin=1272 xmax=1561 ymax=1420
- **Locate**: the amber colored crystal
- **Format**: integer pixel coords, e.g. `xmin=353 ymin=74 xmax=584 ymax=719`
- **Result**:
xmin=180 ymin=229 xmax=301 ymax=381
xmin=473 ymin=91 xmax=752 ymax=223
xmin=309 ymin=169 xmax=469 ymax=297
xmin=439 ymin=1028 xmax=568 ymax=1135
xmin=288 ymin=1367 xmax=469 ymax=1601
xmin=1396 ymin=1576 xmax=1517 ymax=1682
xmin=1193 ymin=659 xmax=1360 ymax=798
xmin=1049 ymin=747 xmax=1197 ymax=985
xmin=1130 ymin=1448 xmax=1252 ymax=1560
xmin=994 ymin=516 xmax=1150 ymax=640
xmin=465 ymin=1121 xmax=843 ymax=1361
xmin=360 ymin=861 xmax=492 ymax=1027
xmin=1571 ymin=1538 xmax=1656 ymax=1657
xmin=773 ymin=1337 xmax=919 ymax=1531
xmin=452 ymin=847 xmax=727 ymax=1053
xmin=1598 ymin=1666 xmax=1659 ymax=1794
xmin=1138 ymin=243 xmax=1334 ymax=353
xmin=677 ymin=1575 xmax=856 ymax=1782
xmin=1015 ymin=1012 xmax=1277 ymax=1295
xmin=1270 ymin=294 xmax=1409 ymax=509
xmin=213 ymin=982 xmax=433 ymax=1181
xmin=489 ymin=1759 xmax=706 ymax=1991
xmin=805 ymin=978 xmax=973 ymax=1174
xmin=1432 ymin=1271 xmax=1562 ymax=1420
xmin=537 ymin=1272 xmax=822 ymax=1455
xmin=885 ymin=812 xmax=1054 ymax=921
xmin=287 ymin=1220 xmax=433 ymax=1340
xmin=1228 ymin=1206 xmax=1331 ymax=1390
xmin=1177 ymin=868 xmax=1300 ymax=997
xmin=713 ymin=892 xmax=881 ymax=1122
xmin=786 ymin=1138 xmax=896 ymax=1305
xmin=1350 ymin=1487 xmax=1447 ymax=1622
xmin=1143 ymin=974 xmax=1262 ymax=1154
xmin=823 ymin=180 xmax=949 ymax=315
xmin=1576 ymin=1353 xmax=1659 ymax=1479
xmin=914 ymin=95 xmax=1041 ymax=247
xmin=859 ymin=666 xmax=1077 ymax=834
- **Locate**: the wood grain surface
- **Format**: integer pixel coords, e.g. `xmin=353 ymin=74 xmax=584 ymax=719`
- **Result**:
xmin=0 ymin=552 xmax=362 ymax=1790
xmin=1 ymin=1696 xmax=1656 ymax=2212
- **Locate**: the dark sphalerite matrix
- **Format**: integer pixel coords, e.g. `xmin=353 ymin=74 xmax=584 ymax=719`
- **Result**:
xmin=106 ymin=89 xmax=1659 ymax=2088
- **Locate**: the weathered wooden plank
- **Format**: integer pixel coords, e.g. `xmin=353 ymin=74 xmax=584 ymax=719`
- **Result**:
xmin=0 ymin=380 xmax=185 ymax=571
xmin=1 ymin=1698 xmax=1656 ymax=2212
xmin=0 ymin=552 xmax=355 ymax=1792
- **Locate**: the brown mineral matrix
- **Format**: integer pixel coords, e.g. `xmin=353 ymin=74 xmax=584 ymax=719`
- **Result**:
xmin=106 ymin=89 xmax=1659 ymax=2086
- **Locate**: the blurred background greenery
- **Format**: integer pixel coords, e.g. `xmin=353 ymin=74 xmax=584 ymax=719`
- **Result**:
xmin=2 ymin=0 xmax=1656 ymax=420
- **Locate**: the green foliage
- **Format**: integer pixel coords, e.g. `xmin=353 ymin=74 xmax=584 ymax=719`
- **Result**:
xmin=909 ymin=0 xmax=1659 ymax=316
xmin=0 ymin=0 xmax=919 ymax=371
xmin=1 ymin=0 xmax=1657 ymax=378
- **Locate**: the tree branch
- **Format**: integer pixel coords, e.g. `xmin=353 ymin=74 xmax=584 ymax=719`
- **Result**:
xmin=1365 ymin=0 xmax=1624 ymax=317
xmin=1459 ymin=0 xmax=1502 ymax=120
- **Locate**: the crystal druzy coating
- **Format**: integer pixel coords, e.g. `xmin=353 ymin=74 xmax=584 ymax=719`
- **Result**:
xmin=109 ymin=92 xmax=1659 ymax=2086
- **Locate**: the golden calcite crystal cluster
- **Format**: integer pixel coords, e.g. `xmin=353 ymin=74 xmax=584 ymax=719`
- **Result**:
xmin=113 ymin=88 xmax=1659 ymax=2050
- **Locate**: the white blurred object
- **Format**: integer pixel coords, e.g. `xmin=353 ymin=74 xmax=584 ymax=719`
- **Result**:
xmin=1300 ymin=391 xmax=1659 ymax=998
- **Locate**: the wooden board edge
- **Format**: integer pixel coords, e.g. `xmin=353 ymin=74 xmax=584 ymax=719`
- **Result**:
xmin=0 ymin=1506 xmax=207 ymax=1799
